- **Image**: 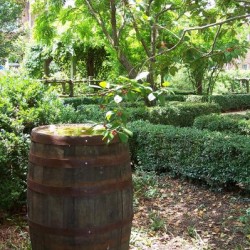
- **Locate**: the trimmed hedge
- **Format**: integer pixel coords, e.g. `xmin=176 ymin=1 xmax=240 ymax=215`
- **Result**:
xmin=165 ymin=94 xmax=206 ymax=102
xmin=62 ymin=96 xmax=101 ymax=108
xmin=74 ymin=104 xmax=149 ymax=124
xmin=128 ymin=120 xmax=250 ymax=190
xmin=148 ymin=102 xmax=221 ymax=127
xmin=165 ymin=94 xmax=250 ymax=112
xmin=193 ymin=114 xmax=250 ymax=136
xmin=165 ymin=95 xmax=186 ymax=102
xmin=73 ymin=102 xmax=220 ymax=127
xmin=210 ymin=94 xmax=250 ymax=112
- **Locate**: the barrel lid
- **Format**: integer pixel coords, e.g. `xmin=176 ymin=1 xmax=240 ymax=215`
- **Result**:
xmin=31 ymin=124 xmax=120 ymax=146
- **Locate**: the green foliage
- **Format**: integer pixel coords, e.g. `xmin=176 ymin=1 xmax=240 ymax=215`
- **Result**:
xmin=31 ymin=0 xmax=250 ymax=92
xmin=0 ymin=0 xmax=24 ymax=59
xmin=64 ymin=98 xmax=220 ymax=129
xmin=72 ymin=104 xmax=149 ymax=125
xmin=0 ymin=131 xmax=29 ymax=210
xmin=215 ymin=70 xmax=250 ymax=94
xmin=165 ymin=93 xmax=250 ymax=112
xmin=148 ymin=102 xmax=220 ymax=127
xmin=193 ymin=114 xmax=250 ymax=136
xmin=148 ymin=211 xmax=165 ymax=232
xmin=165 ymin=95 xmax=186 ymax=102
xmin=75 ymin=104 xmax=104 ymax=123
xmin=133 ymin=169 xmax=159 ymax=200
xmin=0 ymin=76 xmax=77 ymax=211
xmin=0 ymin=76 xmax=76 ymax=133
xmin=63 ymin=96 xmax=101 ymax=108
xmin=128 ymin=120 xmax=250 ymax=190
xmin=238 ymin=208 xmax=250 ymax=235
xmin=23 ymin=44 xmax=45 ymax=78
xmin=210 ymin=94 xmax=250 ymax=111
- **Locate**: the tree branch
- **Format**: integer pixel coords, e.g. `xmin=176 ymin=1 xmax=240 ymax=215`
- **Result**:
xmin=117 ymin=2 xmax=127 ymax=40
xmin=146 ymin=0 xmax=154 ymax=16
xmin=142 ymin=13 xmax=250 ymax=66
xmin=155 ymin=4 xmax=173 ymax=20
xmin=129 ymin=10 xmax=151 ymax=57
xmin=110 ymin=0 xmax=119 ymax=47
xmin=83 ymin=0 xmax=113 ymax=45
xmin=207 ymin=24 xmax=222 ymax=56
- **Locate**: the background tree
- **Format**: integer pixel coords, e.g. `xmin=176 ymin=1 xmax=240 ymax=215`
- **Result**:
xmin=31 ymin=0 xmax=250 ymax=94
xmin=26 ymin=1 xmax=112 ymax=79
xmin=0 ymin=0 xmax=25 ymax=63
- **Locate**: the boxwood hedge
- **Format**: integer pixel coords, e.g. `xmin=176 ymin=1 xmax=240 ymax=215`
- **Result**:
xmin=165 ymin=94 xmax=250 ymax=112
xmin=148 ymin=102 xmax=221 ymax=127
xmin=62 ymin=96 xmax=101 ymax=108
xmin=210 ymin=94 xmax=250 ymax=112
xmin=193 ymin=114 xmax=250 ymax=136
xmin=128 ymin=120 xmax=250 ymax=190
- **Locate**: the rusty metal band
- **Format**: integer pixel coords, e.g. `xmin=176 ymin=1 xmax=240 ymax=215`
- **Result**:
xmin=31 ymin=125 xmax=121 ymax=146
xmin=29 ymin=152 xmax=130 ymax=168
xmin=27 ymin=178 xmax=132 ymax=197
xmin=28 ymin=215 xmax=133 ymax=237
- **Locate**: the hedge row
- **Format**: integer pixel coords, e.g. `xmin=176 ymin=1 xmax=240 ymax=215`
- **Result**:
xmin=128 ymin=120 xmax=250 ymax=190
xmin=194 ymin=114 xmax=250 ymax=136
xmin=63 ymin=94 xmax=250 ymax=112
xmin=62 ymin=96 xmax=101 ymax=108
xmin=74 ymin=102 xmax=220 ymax=127
xmin=210 ymin=94 xmax=250 ymax=112
xmin=148 ymin=102 xmax=220 ymax=127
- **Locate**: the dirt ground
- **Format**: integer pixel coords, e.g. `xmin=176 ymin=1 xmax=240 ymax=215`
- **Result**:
xmin=131 ymin=175 xmax=250 ymax=250
xmin=0 ymin=174 xmax=249 ymax=250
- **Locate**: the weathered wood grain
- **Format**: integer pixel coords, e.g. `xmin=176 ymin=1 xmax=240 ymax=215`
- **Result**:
xmin=27 ymin=125 xmax=133 ymax=250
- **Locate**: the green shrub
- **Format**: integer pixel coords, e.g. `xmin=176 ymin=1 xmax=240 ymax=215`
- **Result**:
xmin=0 ymin=76 xmax=79 ymax=133
xmin=62 ymin=96 xmax=101 ymax=109
xmin=165 ymin=94 xmax=250 ymax=112
xmin=210 ymin=94 xmax=250 ymax=112
xmin=128 ymin=120 xmax=250 ymax=190
xmin=185 ymin=95 xmax=207 ymax=102
xmin=193 ymin=114 xmax=250 ymax=136
xmin=75 ymin=104 xmax=104 ymax=123
xmin=165 ymin=95 xmax=186 ymax=102
xmin=0 ymin=131 xmax=30 ymax=211
xmin=148 ymin=102 xmax=221 ymax=127
xmin=74 ymin=104 xmax=149 ymax=124
xmin=0 ymin=76 xmax=78 ymax=211
xmin=165 ymin=94 xmax=206 ymax=103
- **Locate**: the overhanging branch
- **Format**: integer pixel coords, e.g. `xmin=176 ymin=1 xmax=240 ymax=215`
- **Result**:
xmin=142 ymin=13 xmax=250 ymax=66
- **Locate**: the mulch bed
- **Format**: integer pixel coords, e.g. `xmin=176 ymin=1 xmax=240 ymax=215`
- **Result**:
xmin=131 ymin=175 xmax=250 ymax=250
xmin=0 ymin=175 xmax=249 ymax=250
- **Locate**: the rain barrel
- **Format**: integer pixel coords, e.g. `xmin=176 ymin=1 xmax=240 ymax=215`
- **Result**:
xmin=27 ymin=124 xmax=133 ymax=250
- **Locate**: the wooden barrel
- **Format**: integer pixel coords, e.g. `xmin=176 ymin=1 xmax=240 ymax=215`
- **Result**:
xmin=27 ymin=125 xmax=133 ymax=250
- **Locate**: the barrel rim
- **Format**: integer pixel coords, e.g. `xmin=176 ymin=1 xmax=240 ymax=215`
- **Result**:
xmin=31 ymin=124 xmax=120 ymax=145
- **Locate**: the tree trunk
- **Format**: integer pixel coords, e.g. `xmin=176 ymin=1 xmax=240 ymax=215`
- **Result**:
xmin=196 ymin=80 xmax=203 ymax=95
xmin=118 ymin=53 xmax=137 ymax=78
xmin=43 ymin=57 xmax=53 ymax=77
xmin=70 ymin=55 xmax=77 ymax=79
xmin=86 ymin=50 xmax=95 ymax=77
